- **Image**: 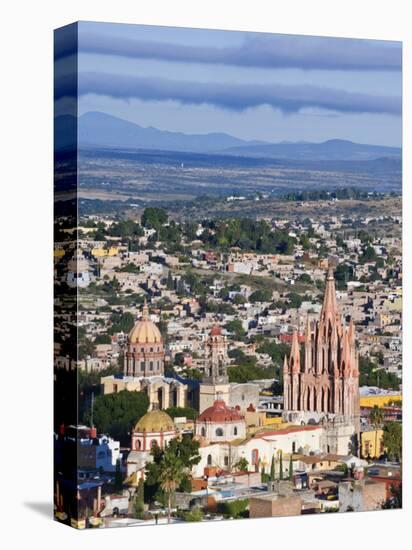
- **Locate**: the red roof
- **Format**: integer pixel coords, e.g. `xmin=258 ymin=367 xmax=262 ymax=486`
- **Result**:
xmin=197 ymin=400 xmax=243 ymax=423
xmin=210 ymin=324 xmax=222 ymax=336
xmin=279 ymin=333 xmax=305 ymax=344
xmin=254 ymin=425 xmax=321 ymax=438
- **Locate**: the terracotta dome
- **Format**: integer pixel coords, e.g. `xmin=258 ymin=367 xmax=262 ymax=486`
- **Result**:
xmin=197 ymin=399 xmax=243 ymax=423
xmin=210 ymin=324 xmax=222 ymax=336
xmin=128 ymin=301 xmax=162 ymax=344
xmin=134 ymin=409 xmax=175 ymax=433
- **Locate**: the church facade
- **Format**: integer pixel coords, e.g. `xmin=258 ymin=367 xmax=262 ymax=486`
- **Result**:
xmin=283 ymin=268 xmax=360 ymax=429
xmin=199 ymin=325 xmax=231 ymax=413
xmin=124 ymin=300 xmax=165 ymax=377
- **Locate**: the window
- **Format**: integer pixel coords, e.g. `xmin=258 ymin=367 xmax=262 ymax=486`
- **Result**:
xmin=234 ymin=427 xmax=238 ymax=436
xmin=251 ymin=449 xmax=259 ymax=465
xmin=207 ymin=454 xmax=212 ymax=466
xmin=215 ymin=427 xmax=224 ymax=437
xmin=150 ymin=361 xmax=154 ymax=371
xmin=292 ymin=441 xmax=296 ymax=453
xmin=201 ymin=427 xmax=206 ymax=437
xmin=140 ymin=361 xmax=145 ymax=371
xmin=224 ymin=456 xmax=229 ymax=466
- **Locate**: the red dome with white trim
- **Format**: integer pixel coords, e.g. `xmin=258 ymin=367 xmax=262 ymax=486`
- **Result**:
xmin=197 ymin=399 xmax=243 ymax=423
xmin=210 ymin=324 xmax=222 ymax=336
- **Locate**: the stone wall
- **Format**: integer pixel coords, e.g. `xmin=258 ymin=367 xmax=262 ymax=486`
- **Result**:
xmin=249 ymin=493 xmax=302 ymax=518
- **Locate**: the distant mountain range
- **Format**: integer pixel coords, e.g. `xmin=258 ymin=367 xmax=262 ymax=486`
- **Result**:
xmin=55 ymin=111 xmax=402 ymax=161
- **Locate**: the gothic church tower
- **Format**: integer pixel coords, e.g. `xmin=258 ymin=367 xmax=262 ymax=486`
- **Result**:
xmin=283 ymin=268 xmax=360 ymax=428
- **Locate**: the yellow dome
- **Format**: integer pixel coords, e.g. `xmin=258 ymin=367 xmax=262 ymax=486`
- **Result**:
xmin=135 ymin=409 xmax=175 ymax=433
xmin=128 ymin=302 xmax=163 ymax=344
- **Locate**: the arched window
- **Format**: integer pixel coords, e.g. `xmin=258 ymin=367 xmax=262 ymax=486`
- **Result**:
xmin=251 ymin=448 xmax=259 ymax=466
xmin=234 ymin=426 xmax=238 ymax=436
xmin=150 ymin=439 xmax=157 ymax=449
xmin=207 ymin=454 xmax=212 ymax=465
xmin=201 ymin=427 xmax=206 ymax=437
xmin=215 ymin=427 xmax=224 ymax=437
xmin=135 ymin=439 xmax=141 ymax=450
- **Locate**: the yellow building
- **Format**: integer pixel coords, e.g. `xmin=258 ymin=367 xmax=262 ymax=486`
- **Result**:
xmin=360 ymin=429 xmax=384 ymax=459
xmin=360 ymin=394 xmax=402 ymax=408
xmin=91 ymin=246 xmax=119 ymax=257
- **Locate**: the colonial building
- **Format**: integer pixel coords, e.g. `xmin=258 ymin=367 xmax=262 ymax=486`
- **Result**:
xmin=124 ymin=300 xmax=164 ymax=377
xmin=283 ymin=268 xmax=360 ymax=428
xmin=131 ymin=408 xmax=177 ymax=452
xmin=199 ymin=325 xmax=231 ymax=413
xmin=195 ymin=398 xmax=246 ymax=443
xmin=102 ymin=301 xmax=188 ymax=409
xmin=101 ymin=374 xmax=187 ymax=409
xmin=126 ymin=409 xmax=177 ymax=483
xmin=66 ymin=248 xmax=90 ymax=288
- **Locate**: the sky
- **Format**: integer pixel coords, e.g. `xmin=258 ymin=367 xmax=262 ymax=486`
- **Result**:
xmin=55 ymin=21 xmax=402 ymax=146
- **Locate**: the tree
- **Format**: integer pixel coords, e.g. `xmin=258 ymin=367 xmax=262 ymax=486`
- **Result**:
xmin=279 ymin=451 xmax=283 ymax=480
xmin=78 ymin=337 xmax=95 ymax=360
xmin=108 ymin=311 xmax=135 ymax=335
xmin=298 ymin=273 xmax=312 ymax=284
xmin=181 ymin=507 xmax=204 ymax=522
xmin=132 ymin=478 xmax=145 ymax=519
xmin=114 ymin=459 xmax=123 ymax=491
xmin=233 ymin=457 xmax=249 ymax=472
xmin=225 ymin=319 xmax=246 ymax=341
xmin=141 ymin=207 xmax=168 ymax=229
xmin=233 ymin=294 xmax=246 ymax=305
xmin=270 ymin=456 xmax=275 ymax=481
xmin=359 ymin=356 xmax=400 ymax=390
xmin=94 ymin=334 xmax=112 ymax=345
xmin=84 ymin=390 xmax=149 ymax=444
xmin=286 ymin=292 xmax=303 ymax=309
xmin=217 ymin=499 xmax=249 ymax=519
xmin=382 ymin=422 xmax=402 ymax=462
xmin=249 ymin=289 xmax=272 ymax=303
xmin=288 ymin=454 xmax=293 ymax=480
xmin=369 ymin=405 xmax=384 ymax=458
xmin=362 ymin=246 xmax=377 ymax=263
xmin=174 ymin=352 xmax=185 ymax=367
xmin=158 ymin=451 xmax=184 ymax=523
xmin=382 ymin=482 xmax=402 ymax=509
xmin=145 ymin=435 xmax=201 ymax=511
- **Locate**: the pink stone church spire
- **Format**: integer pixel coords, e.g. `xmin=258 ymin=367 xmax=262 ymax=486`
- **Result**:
xmin=290 ymin=329 xmax=301 ymax=373
xmin=320 ymin=267 xmax=341 ymax=330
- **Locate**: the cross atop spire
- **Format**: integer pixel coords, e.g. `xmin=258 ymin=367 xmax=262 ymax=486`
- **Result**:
xmin=142 ymin=298 xmax=149 ymax=320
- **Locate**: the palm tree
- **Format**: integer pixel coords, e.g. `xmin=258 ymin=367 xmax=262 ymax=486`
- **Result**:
xmin=158 ymin=452 xmax=184 ymax=523
xmin=369 ymin=406 xmax=384 ymax=458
